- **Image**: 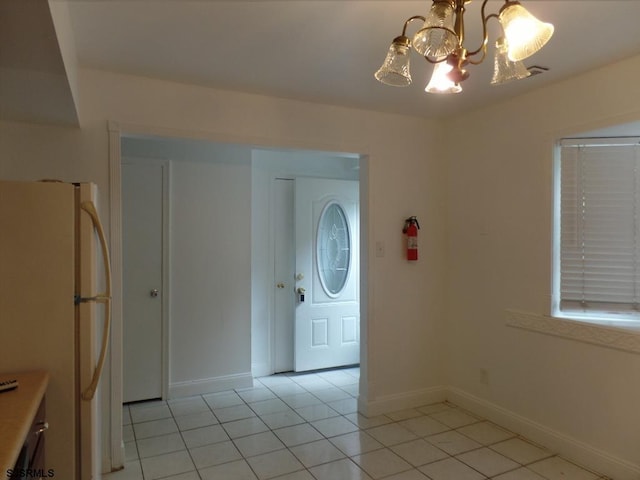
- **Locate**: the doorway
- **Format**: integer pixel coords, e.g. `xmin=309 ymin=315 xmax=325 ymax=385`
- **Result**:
xmin=272 ymin=177 xmax=360 ymax=373
xmin=108 ymin=128 xmax=367 ymax=471
xmin=119 ymin=143 xmax=360 ymax=383
xmin=251 ymin=148 xmax=360 ymax=376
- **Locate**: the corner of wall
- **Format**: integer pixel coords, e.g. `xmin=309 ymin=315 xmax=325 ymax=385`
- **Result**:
xmin=360 ymin=385 xmax=447 ymax=418
xmin=447 ymin=387 xmax=640 ymax=480
xmin=48 ymin=0 xmax=81 ymax=125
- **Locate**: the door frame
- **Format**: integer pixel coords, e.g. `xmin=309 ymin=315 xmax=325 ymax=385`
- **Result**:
xmin=106 ymin=121 xmax=370 ymax=473
xmin=121 ymin=156 xmax=171 ymax=403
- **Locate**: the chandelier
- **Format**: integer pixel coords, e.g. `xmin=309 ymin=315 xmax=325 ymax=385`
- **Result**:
xmin=374 ymin=0 xmax=554 ymax=94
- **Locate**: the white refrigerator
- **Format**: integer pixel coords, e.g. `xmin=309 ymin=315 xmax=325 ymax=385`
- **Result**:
xmin=0 ymin=180 xmax=111 ymax=480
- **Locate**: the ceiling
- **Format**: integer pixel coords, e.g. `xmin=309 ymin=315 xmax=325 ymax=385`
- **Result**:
xmin=3 ymin=1 xmax=640 ymax=124
xmin=0 ymin=0 xmax=79 ymax=124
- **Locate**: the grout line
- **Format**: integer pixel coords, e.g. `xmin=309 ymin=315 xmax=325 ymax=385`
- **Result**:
xmin=117 ymin=369 xmax=605 ymax=480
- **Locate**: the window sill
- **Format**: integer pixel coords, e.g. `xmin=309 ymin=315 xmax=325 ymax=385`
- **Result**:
xmin=505 ymin=309 xmax=640 ymax=354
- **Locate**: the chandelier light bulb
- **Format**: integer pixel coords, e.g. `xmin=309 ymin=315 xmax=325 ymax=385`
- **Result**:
xmin=499 ymin=1 xmax=554 ymax=61
xmin=425 ymin=61 xmax=462 ymax=94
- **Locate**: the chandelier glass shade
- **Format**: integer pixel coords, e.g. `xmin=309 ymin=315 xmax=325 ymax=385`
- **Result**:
xmin=374 ymin=0 xmax=554 ymax=94
xmin=499 ymin=2 xmax=554 ymax=61
xmin=412 ymin=1 xmax=458 ymax=58
xmin=490 ymin=37 xmax=531 ymax=85
xmin=374 ymin=36 xmax=413 ymax=86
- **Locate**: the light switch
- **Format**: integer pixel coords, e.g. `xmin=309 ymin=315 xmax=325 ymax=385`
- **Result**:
xmin=375 ymin=241 xmax=385 ymax=258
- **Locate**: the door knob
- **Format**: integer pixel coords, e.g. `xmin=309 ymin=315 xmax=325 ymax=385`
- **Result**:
xmin=150 ymin=289 xmax=159 ymax=298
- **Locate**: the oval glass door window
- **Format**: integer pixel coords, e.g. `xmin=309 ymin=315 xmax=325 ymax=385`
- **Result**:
xmin=317 ymin=201 xmax=351 ymax=297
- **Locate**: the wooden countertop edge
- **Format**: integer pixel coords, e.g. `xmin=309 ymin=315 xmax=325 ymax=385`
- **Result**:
xmin=0 ymin=371 xmax=49 ymax=477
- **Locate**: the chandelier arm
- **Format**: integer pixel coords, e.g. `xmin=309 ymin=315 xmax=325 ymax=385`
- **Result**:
xmin=453 ymin=0 xmax=467 ymax=45
xmin=425 ymin=56 xmax=450 ymax=65
xmin=466 ymin=12 xmax=500 ymax=64
xmin=467 ymin=48 xmax=487 ymax=65
xmin=401 ymin=15 xmax=426 ymax=37
xmin=466 ymin=0 xmax=500 ymax=58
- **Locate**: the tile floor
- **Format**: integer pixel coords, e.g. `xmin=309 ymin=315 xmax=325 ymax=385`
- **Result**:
xmin=106 ymin=368 xmax=608 ymax=480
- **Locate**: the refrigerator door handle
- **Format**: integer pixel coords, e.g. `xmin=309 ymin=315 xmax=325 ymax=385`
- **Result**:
xmin=80 ymin=201 xmax=112 ymax=401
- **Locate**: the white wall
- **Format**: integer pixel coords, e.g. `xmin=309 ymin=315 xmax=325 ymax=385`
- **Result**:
xmin=445 ymin=55 xmax=640 ymax=478
xmin=0 ymin=66 xmax=447 ymax=469
xmin=73 ymin=66 xmax=447 ymax=407
xmin=170 ymin=148 xmax=252 ymax=388
xmin=3 ymin=53 xmax=640 ymax=479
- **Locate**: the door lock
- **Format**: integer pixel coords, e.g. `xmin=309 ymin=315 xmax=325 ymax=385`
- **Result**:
xmin=297 ymin=287 xmax=306 ymax=302
xmin=150 ymin=289 xmax=159 ymax=298
xmin=276 ymin=282 xmax=285 ymax=289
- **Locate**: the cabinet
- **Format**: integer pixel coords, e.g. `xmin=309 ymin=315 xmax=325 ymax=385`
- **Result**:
xmin=10 ymin=396 xmax=47 ymax=479
xmin=0 ymin=371 xmax=49 ymax=479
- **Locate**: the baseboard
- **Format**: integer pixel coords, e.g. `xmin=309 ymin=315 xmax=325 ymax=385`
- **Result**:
xmin=251 ymin=362 xmax=272 ymax=378
xmin=361 ymin=385 xmax=447 ymax=417
xmin=447 ymin=387 xmax=640 ymax=480
xmin=169 ymin=372 xmax=254 ymax=399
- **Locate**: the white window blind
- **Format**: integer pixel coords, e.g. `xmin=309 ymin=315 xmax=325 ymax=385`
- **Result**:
xmin=559 ymin=138 xmax=640 ymax=316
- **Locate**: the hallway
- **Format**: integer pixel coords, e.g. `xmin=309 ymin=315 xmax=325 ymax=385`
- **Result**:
xmin=108 ymin=368 xmax=606 ymax=480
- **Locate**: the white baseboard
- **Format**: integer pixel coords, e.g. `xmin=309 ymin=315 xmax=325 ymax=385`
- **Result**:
xmin=361 ymin=385 xmax=447 ymax=417
xmin=251 ymin=362 xmax=272 ymax=379
xmin=448 ymin=387 xmax=640 ymax=480
xmin=169 ymin=372 xmax=254 ymax=399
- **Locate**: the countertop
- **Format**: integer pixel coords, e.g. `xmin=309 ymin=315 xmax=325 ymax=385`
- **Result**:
xmin=0 ymin=371 xmax=49 ymax=476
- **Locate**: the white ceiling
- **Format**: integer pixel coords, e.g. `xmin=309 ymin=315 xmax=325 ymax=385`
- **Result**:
xmin=64 ymin=0 xmax=640 ymax=120
xmin=3 ymin=1 xmax=640 ymax=124
xmin=0 ymin=0 xmax=78 ymax=124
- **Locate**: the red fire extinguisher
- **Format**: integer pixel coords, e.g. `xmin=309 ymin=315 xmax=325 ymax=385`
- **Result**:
xmin=403 ymin=216 xmax=420 ymax=261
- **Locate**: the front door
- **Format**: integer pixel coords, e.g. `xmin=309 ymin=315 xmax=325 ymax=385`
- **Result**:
xmin=294 ymin=178 xmax=359 ymax=372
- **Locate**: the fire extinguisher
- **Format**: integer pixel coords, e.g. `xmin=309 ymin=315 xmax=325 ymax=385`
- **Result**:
xmin=403 ymin=216 xmax=420 ymax=261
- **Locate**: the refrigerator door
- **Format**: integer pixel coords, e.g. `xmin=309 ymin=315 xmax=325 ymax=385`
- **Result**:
xmin=76 ymin=183 xmax=108 ymax=480
xmin=0 ymin=180 xmax=77 ymax=480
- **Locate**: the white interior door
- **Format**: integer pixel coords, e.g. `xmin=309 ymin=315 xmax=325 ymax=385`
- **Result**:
xmin=294 ymin=178 xmax=359 ymax=372
xmin=122 ymin=160 xmax=164 ymax=402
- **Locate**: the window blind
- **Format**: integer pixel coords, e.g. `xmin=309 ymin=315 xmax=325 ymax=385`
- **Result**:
xmin=559 ymin=138 xmax=640 ymax=315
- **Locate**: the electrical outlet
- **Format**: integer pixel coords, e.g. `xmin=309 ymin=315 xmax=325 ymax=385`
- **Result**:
xmin=480 ymin=368 xmax=489 ymax=385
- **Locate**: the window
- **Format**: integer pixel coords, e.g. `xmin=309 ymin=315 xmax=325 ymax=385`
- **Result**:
xmin=316 ymin=201 xmax=351 ymax=297
xmin=554 ymin=137 xmax=640 ymax=323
